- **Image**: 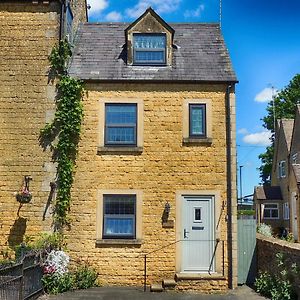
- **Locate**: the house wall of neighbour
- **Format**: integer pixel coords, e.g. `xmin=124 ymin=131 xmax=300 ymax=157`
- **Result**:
xmin=0 ymin=1 xmax=86 ymax=253
xmin=66 ymin=82 xmax=237 ymax=291
xmin=290 ymin=109 xmax=300 ymax=163
xmin=271 ymin=127 xmax=290 ymax=229
xmin=289 ymin=173 xmax=300 ymax=240
xmin=0 ymin=2 xmax=61 ymax=251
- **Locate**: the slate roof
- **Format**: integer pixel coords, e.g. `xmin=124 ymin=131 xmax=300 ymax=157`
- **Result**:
xmin=69 ymin=23 xmax=237 ymax=82
xmin=281 ymin=119 xmax=294 ymax=151
xmin=254 ymin=186 xmax=283 ymax=201
xmin=292 ymin=164 xmax=300 ymax=184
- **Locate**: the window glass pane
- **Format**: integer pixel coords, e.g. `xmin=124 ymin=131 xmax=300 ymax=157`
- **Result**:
xmin=104 ymin=218 xmax=134 ymax=235
xmin=134 ymin=35 xmax=166 ymax=49
xmin=106 ymin=105 xmax=136 ymax=124
xmin=106 ymin=127 xmax=135 ymax=143
xmin=271 ymin=210 xmax=279 ymax=218
xmin=194 ymin=208 xmax=201 ymax=221
xmin=265 ymin=204 xmax=277 ymax=208
xmin=66 ymin=5 xmax=73 ymax=41
xmin=264 ymin=210 xmax=271 ymax=218
xmin=105 ymin=104 xmax=137 ymax=145
xmin=190 ymin=104 xmax=205 ymax=136
xmin=135 ymin=51 xmax=164 ymax=62
xmin=103 ymin=195 xmax=136 ymax=238
xmin=133 ymin=34 xmax=166 ymax=64
xmin=104 ymin=195 xmax=135 ymax=214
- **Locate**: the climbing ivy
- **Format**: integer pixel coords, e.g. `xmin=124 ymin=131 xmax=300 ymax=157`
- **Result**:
xmin=41 ymin=40 xmax=84 ymax=229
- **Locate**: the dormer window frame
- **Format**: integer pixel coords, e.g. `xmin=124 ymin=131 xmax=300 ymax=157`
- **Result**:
xmin=132 ymin=33 xmax=167 ymax=66
xmin=124 ymin=7 xmax=175 ymax=67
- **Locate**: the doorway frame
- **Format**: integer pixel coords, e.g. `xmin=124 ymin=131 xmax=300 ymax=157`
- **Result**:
xmin=175 ymin=190 xmax=222 ymax=274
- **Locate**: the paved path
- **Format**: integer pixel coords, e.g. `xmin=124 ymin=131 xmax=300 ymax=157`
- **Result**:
xmin=39 ymin=285 xmax=268 ymax=300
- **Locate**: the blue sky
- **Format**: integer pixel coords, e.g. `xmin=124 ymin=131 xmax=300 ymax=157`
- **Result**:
xmin=87 ymin=0 xmax=300 ymax=197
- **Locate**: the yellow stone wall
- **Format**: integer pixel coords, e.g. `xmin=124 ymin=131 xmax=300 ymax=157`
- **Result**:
xmin=67 ymin=83 xmax=237 ymax=291
xmin=0 ymin=2 xmax=62 ymax=251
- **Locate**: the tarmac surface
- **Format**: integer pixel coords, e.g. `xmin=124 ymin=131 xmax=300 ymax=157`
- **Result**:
xmin=39 ymin=285 xmax=268 ymax=300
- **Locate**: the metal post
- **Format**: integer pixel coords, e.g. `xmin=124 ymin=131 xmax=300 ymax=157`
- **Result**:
xmin=239 ymin=165 xmax=243 ymax=205
xmin=222 ymin=240 xmax=225 ymax=276
xmin=144 ymin=255 xmax=147 ymax=292
xmin=19 ymin=260 xmax=24 ymax=300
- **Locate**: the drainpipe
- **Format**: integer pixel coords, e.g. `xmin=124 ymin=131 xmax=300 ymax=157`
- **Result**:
xmin=225 ymin=83 xmax=235 ymax=289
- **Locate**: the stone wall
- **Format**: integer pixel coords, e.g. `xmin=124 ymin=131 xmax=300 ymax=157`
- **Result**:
xmin=0 ymin=2 xmax=61 ymax=251
xmin=257 ymin=233 xmax=300 ymax=290
xmin=65 ymin=82 xmax=236 ymax=291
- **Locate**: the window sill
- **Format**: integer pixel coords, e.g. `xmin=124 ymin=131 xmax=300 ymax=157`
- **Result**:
xmin=95 ymin=239 xmax=142 ymax=246
xmin=97 ymin=146 xmax=143 ymax=154
xmin=182 ymin=137 xmax=212 ymax=145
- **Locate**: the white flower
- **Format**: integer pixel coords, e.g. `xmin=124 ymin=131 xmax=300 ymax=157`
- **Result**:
xmin=44 ymin=250 xmax=70 ymax=275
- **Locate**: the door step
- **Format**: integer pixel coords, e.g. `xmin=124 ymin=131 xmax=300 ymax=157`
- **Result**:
xmin=150 ymin=283 xmax=163 ymax=292
xmin=162 ymin=279 xmax=177 ymax=290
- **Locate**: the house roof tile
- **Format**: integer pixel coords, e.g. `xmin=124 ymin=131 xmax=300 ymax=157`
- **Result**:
xmin=68 ymin=23 xmax=237 ymax=82
xmin=254 ymin=186 xmax=283 ymax=201
xmin=292 ymin=164 xmax=300 ymax=184
xmin=281 ymin=119 xmax=294 ymax=150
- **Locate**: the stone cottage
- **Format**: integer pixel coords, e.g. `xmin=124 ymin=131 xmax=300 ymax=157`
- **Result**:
xmin=0 ymin=3 xmax=238 ymax=292
xmin=67 ymin=7 xmax=238 ymax=291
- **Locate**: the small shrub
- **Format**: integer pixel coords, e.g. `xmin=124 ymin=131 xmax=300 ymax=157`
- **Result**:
xmin=33 ymin=232 xmax=65 ymax=251
xmin=254 ymin=252 xmax=298 ymax=300
xmin=238 ymin=209 xmax=255 ymax=216
xmin=257 ymin=223 xmax=273 ymax=237
xmin=254 ymin=271 xmax=273 ymax=298
xmin=42 ymin=273 xmax=74 ymax=294
xmin=73 ymin=265 xmax=98 ymax=289
xmin=284 ymin=232 xmax=295 ymax=243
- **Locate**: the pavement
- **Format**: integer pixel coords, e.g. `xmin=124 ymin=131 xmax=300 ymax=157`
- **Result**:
xmin=39 ymin=285 xmax=268 ymax=300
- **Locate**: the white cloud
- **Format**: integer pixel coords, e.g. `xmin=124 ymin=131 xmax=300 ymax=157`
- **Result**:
xmin=237 ymin=128 xmax=248 ymax=135
xmin=184 ymin=4 xmax=205 ymax=19
xmin=105 ymin=11 xmax=122 ymax=21
xmin=87 ymin=0 xmax=108 ymax=15
xmin=254 ymin=87 xmax=278 ymax=103
xmin=126 ymin=0 xmax=181 ymax=19
xmin=243 ymin=130 xmax=272 ymax=146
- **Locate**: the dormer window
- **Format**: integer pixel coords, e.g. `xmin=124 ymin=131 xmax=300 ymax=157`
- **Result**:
xmin=125 ymin=7 xmax=174 ymax=66
xmin=133 ymin=34 xmax=166 ymax=65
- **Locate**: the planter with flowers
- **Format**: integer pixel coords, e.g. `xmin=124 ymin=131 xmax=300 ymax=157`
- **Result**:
xmin=16 ymin=176 xmax=33 ymax=204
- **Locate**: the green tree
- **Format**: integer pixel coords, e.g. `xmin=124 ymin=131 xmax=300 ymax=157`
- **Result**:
xmin=259 ymin=74 xmax=300 ymax=183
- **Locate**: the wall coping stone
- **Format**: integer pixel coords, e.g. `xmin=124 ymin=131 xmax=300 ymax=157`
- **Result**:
xmin=257 ymin=233 xmax=300 ymax=250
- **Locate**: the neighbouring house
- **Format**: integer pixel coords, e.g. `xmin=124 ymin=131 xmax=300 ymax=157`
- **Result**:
xmin=0 ymin=0 xmax=87 ymax=254
xmin=289 ymin=106 xmax=300 ymax=240
xmin=67 ymin=8 xmax=238 ymax=291
xmin=255 ymin=106 xmax=300 ymax=241
xmin=0 ymin=3 xmax=238 ymax=292
xmin=254 ymin=186 xmax=283 ymax=228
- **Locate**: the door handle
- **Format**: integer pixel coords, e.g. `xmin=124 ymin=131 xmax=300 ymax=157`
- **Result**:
xmin=184 ymin=229 xmax=189 ymax=238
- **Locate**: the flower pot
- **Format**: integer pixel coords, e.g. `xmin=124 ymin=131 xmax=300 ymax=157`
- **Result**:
xmin=16 ymin=193 xmax=32 ymax=204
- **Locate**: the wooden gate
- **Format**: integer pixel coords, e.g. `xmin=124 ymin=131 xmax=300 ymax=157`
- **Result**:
xmin=0 ymin=253 xmax=43 ymax=300
xmin=237 ymin=217 xmax=257 ymax=285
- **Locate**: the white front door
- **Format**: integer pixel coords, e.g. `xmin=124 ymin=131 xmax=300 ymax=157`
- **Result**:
xmin=181 ymin=195 xmax=215 ymax=272
xmin=291 ymin=192 xmax=298 ymax=241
